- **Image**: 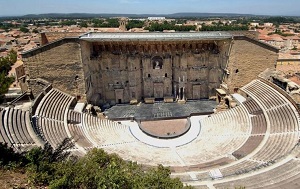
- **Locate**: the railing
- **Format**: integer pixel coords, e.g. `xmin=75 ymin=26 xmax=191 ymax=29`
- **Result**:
xmin=8 ymin=92 xmax=27 ymax=105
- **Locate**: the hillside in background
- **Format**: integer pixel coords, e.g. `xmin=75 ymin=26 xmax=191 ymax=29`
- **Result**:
xmin=1 ymin=12 xmax=259 ymax=19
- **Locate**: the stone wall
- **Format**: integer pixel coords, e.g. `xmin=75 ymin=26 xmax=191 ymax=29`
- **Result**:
xmin=25 ymin=78 xmax=50 ymax=97
xmin=22 ymin=38 xmax=86 ymax=99
xmin=22 ymin=34 xmax=278 ymax=106
xmin=41 ymin=32 xmax=85 ymax=45
xmin=228 ymin=31 xmax=259 ymax=39
xmin=276 ymin=59 xmax=300 ymax=76
xmin=81 ymin=40 xmax=230 ymax=105
xmin=224 ymin=36 xmax=278 ymax=93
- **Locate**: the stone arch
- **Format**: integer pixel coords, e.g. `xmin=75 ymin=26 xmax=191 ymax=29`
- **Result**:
xmin=152 ymin=56 xmax=163 ymax=69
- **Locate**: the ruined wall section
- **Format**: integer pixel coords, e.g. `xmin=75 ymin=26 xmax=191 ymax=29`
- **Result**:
xmin=127 ymin=55 xmax=143 ymax=101
xmin=228 ymin=31 xmax=259 ymax=39
xmin=81 ymin=42 xmax=143 ymax=105
xmin=80 ymin=40 xmax=97 ymax=103
xmin=22 ymin=38 xmax=85 ymax=99
xmin=208 ymin=41 xmax=230 ymax=97
xmin=174 ymin=40 xmax=231 ymax=99
xmin=41 ymin=32 xmax=85 ymax=45
xmin=224 ymin=36 xmax=278 ymax=93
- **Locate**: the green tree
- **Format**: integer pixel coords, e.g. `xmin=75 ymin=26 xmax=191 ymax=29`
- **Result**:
xmin=60 ymin=20 xmax=77 ymax=26
xmin=101 ymin=18 xmax=119 ymax=28
xmin=0 ymin=50 xmax=17 ymax=102
xmin=49 ymin=148 xmax=193 ymax=189
xmin=0 ymin=138 xmax=193 ymax=188
xmin=0 ymin=142 xmax=26 ymax=169
xmin=20 ymin=26 xmax=29 ymax=33
xmin=80 ymin=21 xmax=88 ymax=28
xmin=25 ymin=138 xmax=74 ymax=186
xmin=145 ymin=22 xmax=196 ymax=31
xmin=0 ymin=23 xmax=14 ymax=31
xmin=91 ymin=18 xmax=104 ymax=27
xmin=126 ymin=20 xmax=145 ymax=30
xmin=264 ymin=16 xmax=296 ymax=25
xmin=0 ymin=72 xmax=14 ymax=100
xmin=0 ymin=50 xmax=17 ymax=76
xmin=91 ymin=18 xmax=119 ymax=28
xmin=142 ymin=164 xmax=192 ymax=189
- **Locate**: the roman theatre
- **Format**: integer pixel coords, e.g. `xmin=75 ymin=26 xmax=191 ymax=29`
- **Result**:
xmin=2 ymin=31 xmax=300 ymax=188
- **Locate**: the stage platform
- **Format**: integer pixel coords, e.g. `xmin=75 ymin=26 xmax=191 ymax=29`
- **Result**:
xmin=104 ymin=100 xmax=216 ymax=120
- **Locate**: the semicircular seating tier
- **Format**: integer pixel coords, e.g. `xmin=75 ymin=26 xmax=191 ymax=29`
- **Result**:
xmin=2 ymin=78 xmax=300 ymax=189
xmin=31 ymin=86 xmax=82 ymax=154
xmin=34 ymin=80 xmax=300 ymax=188
xmin=0 ymin=107 xmax=44 ymax=151
xmin=176 ymin=79 xmax=300 ymax=188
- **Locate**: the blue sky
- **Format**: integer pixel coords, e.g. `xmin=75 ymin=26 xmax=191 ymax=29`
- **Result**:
xmin=0 ymin=0 xmax=299 ymax=16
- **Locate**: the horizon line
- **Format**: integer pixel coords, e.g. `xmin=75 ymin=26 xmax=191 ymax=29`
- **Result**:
xmin=1 ymin=12 xmax=300 ymax=18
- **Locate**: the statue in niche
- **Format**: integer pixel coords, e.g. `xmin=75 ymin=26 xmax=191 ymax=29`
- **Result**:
xmin=152 ymin=56 xmax=163 ymax=69
xmin=154 ymin=61 xmax=160 ymax=69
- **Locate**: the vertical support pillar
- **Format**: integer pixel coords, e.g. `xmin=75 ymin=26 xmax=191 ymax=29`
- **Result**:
xmin=179 ymin=87 xmax=181 ymax=100
xmin=174 ymin=84 xmax=177 ymax=98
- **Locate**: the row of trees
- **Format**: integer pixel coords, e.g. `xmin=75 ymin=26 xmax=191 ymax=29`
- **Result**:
xmin=139 ymin=21 xmax=248 ymax=31
xmin=0 ymin=139 xmax=193 ymax=188
xmin=0 ymin=23 xmax=14 ymax=31
xmin=91 ymin=18 xmax=119 ymax=28
xmin=54 ymin=19 xmax=120 ymax=28
xmin=200 ymin=24 xmax=248 ymax=31
xmin=0 ymin=23 xmax=30 ymax=32
xmin=59 ymin=20 xmax=77 ymax=26
xmin=145 ymin=22 xmax=196 ymax=31
xmin=263 ymin=16 xmax=298 ymax=24
xmin=126 ymin=20 xmax=144 ymax=30
xmin=0 ymin=50 xmax=17 ymax=102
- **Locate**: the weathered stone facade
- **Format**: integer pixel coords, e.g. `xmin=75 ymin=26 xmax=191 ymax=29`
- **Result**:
xmin=22 ymin=32 xmax=278 ymax=106
xmin=223 ymin=36 xmax=279 ymax=93
xmin=80 ymin=39 xmax=231 ymax=105
xmin=22 ymin=38 xmax=86 ymax=100
xmin=40 ymin=32 xmax=85 ymax=45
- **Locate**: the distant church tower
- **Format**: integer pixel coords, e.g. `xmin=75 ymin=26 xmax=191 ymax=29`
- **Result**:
xmin=119 ymin=18 xmax=128 ymax=31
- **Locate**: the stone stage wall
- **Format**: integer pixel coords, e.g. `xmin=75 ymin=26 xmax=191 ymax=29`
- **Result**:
xmin=22 ymin=33 xmax=278 ymax=105
xmin=81 ymin=40 xmax=231 ymax=105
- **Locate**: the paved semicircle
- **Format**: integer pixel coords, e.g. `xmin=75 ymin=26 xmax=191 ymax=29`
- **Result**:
xmin=125 ymin=116 xmax=203 ymax=148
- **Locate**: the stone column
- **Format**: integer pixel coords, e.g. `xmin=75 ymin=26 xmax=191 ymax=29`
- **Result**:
xmin=179 ymin=87 xmax=181 ymax=100
xmin=174 ymin=84 xmax=177 ymax=98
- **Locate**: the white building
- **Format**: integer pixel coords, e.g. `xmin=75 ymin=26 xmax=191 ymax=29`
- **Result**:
xmin=250 ymin=22 xmax=260 ymax=27
xmin=264 ymin=23 xmax=273 ymax=27
xmin=147 ymin=17 xmax=166 ymax=21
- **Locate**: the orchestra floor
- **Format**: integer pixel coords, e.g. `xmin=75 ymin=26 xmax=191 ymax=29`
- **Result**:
xmin=104 ymin=100 xmax=216 ymax=120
